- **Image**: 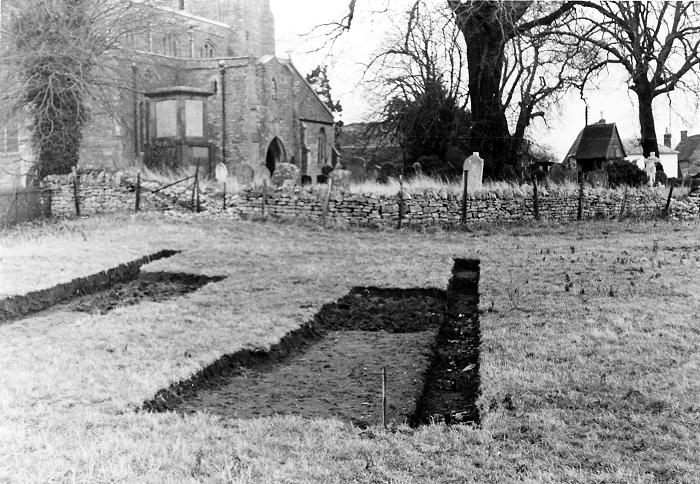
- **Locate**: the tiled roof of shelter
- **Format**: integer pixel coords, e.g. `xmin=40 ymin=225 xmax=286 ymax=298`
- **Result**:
xmin=564 ymin=121 xmax=625 ymax=161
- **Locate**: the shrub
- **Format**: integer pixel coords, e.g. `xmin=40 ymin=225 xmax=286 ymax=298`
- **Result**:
xmin=606 ymin=159 xmax=648 ymax=188
xmin=655 ymin=171 xmax=668 ymax=186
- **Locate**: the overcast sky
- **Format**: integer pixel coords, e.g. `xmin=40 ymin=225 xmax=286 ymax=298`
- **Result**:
xmin=270 ymin=0 xmax=700 ymax=159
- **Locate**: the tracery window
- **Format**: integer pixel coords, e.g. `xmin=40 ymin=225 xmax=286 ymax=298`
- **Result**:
xmin=201 ymin=40 xmax=216 ymax=58
xmin=317 ymin=128 xmax=327 ymax=164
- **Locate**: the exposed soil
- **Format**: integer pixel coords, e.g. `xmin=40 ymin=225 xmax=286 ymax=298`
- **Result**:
xmin=411 ymin=259 xmax=481 ymax=425
xmin=146 ymin=288 xmax=448 ymax=427
xmin=145 ymin=280 xmax=482 ymax=428
xmin=0 ymin=250 xmax=180 ymax=323
xmin=61 ymin=272 xmax=225 ymax=315
xmin=177 ymin=330 xmax=437 ymax=427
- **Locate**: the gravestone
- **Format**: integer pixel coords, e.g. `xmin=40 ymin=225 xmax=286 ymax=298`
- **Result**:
xmin=234 ymin=164 xmax=254 ymax=185
xmin=215 ymin=163 xmax=229 ymax=183
xmin=342 ymin=157 xmax=367 ymax=181
xmin=271 ymin=163 xmax=300 ymax=188
xmin=412 ymin=162 xmax=423 ymax=176
xmin=463 ymin=152 xmax=484 ymax=192
xmin=644 ymin=153 xmax=658 ymax=187
xmin=330 ymin=169 xmax=352 ymax=190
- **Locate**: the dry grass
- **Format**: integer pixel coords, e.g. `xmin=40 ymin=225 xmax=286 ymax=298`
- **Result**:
xmin=0 ymin=215 xmax=699 ymax=482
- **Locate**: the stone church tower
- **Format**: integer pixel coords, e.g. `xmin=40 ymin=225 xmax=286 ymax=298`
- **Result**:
xmin=174 ymin=0 xmax=276 ymax=57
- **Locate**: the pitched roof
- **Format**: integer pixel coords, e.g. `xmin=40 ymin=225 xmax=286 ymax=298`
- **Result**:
xmin=675 ymin=134 xmax=700 ymax=161
xmin=571 ymin=122 xmax=625 ymax=160
xmin=621 ymin=138 xmax=678 ymax=156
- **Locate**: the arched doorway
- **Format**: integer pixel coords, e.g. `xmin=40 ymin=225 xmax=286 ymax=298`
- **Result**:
xmin=265 ymin=137 xmax=287 ymax=175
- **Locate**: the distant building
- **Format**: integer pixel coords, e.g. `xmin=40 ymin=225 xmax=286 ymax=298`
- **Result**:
xmin=563 ymin=119 xmax=626 ymax=172
xmin=623 ymin=132 xmax=679 ymax=178
xmin=674 ymin=130 xmax=700 ymax=178
xmin=0 ymin=0 xmax=335 ymax=188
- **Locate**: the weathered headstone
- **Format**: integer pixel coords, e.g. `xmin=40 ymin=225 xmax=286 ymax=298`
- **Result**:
xmin=234 ymin=164 xmax=254 ymax=185
xmin=644 ymin=153 xmax=658 ymax=187
xmin=463 ymin=152 xmax=484 ymax=192
xmin=215 ymin=163 xmax=229 ymax=182
xmin=330 ymin=169 xmax=352 ymax=190
xmin=271 ymin=162 xmax=300 ymax=188
xmin=342 ymin=157 xmax=367 ymax=182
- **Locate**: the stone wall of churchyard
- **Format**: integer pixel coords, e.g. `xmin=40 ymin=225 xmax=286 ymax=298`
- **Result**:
xmin=43 ymin=171 xmax=700 ymax=225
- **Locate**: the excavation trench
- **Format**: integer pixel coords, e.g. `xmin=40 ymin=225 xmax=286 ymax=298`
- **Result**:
xmin=0 ymin=250 xmax=224 ymax=322
xmin=145 ymin=259 xmax=481 ymax=428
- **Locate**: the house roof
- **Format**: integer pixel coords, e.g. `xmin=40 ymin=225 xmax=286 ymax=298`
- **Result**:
xmin=622 ymin=138 xmax=678 ymax=156
xmin=564 ymin=122 xmax=626 ymax=161
xmin=675 ymin=134 xmax=700 ymax=161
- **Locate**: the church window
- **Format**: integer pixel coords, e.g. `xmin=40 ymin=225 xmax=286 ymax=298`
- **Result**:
xmin=272 ymin=78 xmax=278 ymax=100
xmin=202 ymin=40 xmax=217 ymax=58
xmin=164 ymin=33 xmax=180 ymax=57
xmin=317 ymin=127 xmax=327 ymax=164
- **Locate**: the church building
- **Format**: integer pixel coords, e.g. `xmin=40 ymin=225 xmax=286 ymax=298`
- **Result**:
xmin=0 ymin=0 xmax=336 ymax=187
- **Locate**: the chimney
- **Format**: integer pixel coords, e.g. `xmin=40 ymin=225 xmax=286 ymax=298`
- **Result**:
xmin=598 ymin=111 xmax=606 ymax=124
xmin=681 ymin=130 xmax=688 ymax=142
xmin=664 ymin=128 xmax=672 ymax=149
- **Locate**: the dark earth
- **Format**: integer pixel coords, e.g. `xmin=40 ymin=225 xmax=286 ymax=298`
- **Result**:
xmin=62 ymin=272 xmax=225 ymax=315
xmin=153 ymin=283 xmax=481 ymax=428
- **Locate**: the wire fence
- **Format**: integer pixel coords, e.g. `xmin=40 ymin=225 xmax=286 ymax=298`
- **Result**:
xmin=0 ymin=188 xmax=52 ymax=228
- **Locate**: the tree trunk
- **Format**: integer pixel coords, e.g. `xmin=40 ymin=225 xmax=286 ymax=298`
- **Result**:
xmin=457 ymin=7 xmax=514 ymax=179
xmin=635 ymin=86 xmax=660 ymax=159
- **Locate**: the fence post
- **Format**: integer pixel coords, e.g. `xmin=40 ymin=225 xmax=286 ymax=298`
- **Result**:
xmin=223 ymin=182 xmax=227 ymax=211
xmin=532 ymin=172 xmax=540 ymax=221
xmin=135 ymin=172 xmax=141 ymax=212
xmin=619 ymin=186 xmax=628 ymax=221
xmin=72 ymin=167 xmax=81 ymax=217
xmin=461 ymin=170 xmax=469 ymax=225
xmin=322 ymin=177 xmax=333 ymax=224
xmin=195 ymin=169 xmax=201 ymax=213
xmin=577 ymin=172 xmax=584 ymax=221
xmin=262 ymin=179 xmax=268 ymax=217
xmin=664 ymin=183 xmax=675 ymax=218
xmin=398 ymin=175 xmax=405 ymax=229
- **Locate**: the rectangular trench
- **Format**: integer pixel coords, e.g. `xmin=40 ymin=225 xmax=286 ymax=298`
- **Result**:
xmin=145 ymin=259 xmax=481 ymax=428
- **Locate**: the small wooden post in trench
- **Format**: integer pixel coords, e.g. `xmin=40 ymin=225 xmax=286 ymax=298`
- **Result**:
xmin=381 ymin=367 xmax=387 ymax=429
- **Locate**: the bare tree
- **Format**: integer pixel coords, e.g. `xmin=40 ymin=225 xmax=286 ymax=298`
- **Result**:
xmin=363 ymin=2 xmax=471 ymax=175
xmin=559 ymin=1 xmax=700 ymax=158
xmin=0 ymin=0 xmax=161 ymax=177
xmin=329 ymin=1 xmax=583 ymax=178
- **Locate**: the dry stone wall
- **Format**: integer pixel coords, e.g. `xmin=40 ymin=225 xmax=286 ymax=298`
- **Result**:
xmin=44 ymin=171 xmax=700 ymax=225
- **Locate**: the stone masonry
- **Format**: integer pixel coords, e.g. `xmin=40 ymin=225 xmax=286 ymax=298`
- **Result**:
xmin=45 ymin=172 xmax=700 ymax=225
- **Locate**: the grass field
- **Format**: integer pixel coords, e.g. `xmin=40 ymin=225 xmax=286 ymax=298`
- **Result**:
xmin=0 ymin=215 xmax=699 ymax=482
